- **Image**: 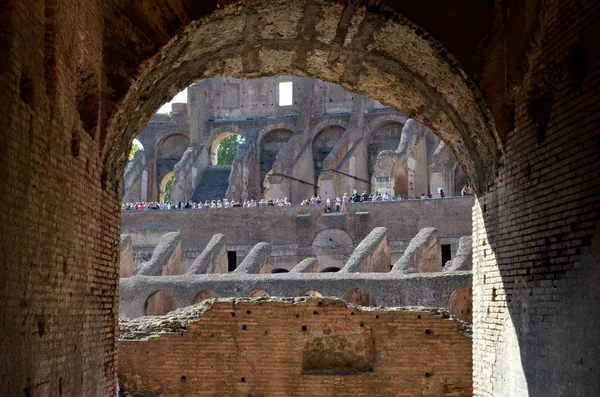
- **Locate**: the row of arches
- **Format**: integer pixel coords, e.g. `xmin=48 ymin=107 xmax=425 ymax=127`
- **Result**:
xmin=144 ymin=285 xmax=472 ymax=323
xmin=126 ymin=77 xmax=468 ymax=205
xmin=123 ymin=132 xmax=190 ymax=203
xmin=205 ymin=119 xmax=410 ymax=200
xmin=144 ymin=287 xmax=378 ymax=316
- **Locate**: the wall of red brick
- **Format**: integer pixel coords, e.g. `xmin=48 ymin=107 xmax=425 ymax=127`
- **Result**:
xmin=472 ymin=0 xmax=600 ymax=394
xmin=118 ymin=299 xmax=473 ymax=397
xmin=0 ymin=1 xmax=119 ymax=396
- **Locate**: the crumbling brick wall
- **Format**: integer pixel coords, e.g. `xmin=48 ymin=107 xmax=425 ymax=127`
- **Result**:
xmin=118 ymin=298 xmax=472 ymax=397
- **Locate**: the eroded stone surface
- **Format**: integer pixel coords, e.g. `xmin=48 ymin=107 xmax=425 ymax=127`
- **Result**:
xmin=340 ymin=227 xmax=390 ymax=273
xmin=135 ymin=232 xmax=184 ymax=276
xmin=187 ymin=233 xmax=228 ymax=274
xmin=444 ymin=236 xmax=473 ymax=272
xmin=232 ymin=242 xmax=273 ymax=274
xmin=290 ymin=257 xmax=320 ymax=273
xmin=392 ymin=227 xmax=442 ymax=273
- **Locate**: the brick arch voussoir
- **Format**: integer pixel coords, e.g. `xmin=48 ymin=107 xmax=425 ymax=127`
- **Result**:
xmin=259 ymin=123 xmax=297 ymax=143
xmin=102 ymin=0 xmax=500 ymax=196
xmin=205 ymin=125 xmax=246 ymax=146
xmin=310 ymin=118 xmax=349 ymax=141
xmin=155 ymin=132 xmax=191 ymax=152
xmin=364 ymin=113 xmax=409 ymax=139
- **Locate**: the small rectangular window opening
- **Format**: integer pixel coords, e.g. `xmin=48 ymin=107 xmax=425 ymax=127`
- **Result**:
xmin=279 ymin=81 xmax=293 ymax=106
xmin=441 ymin=244 xmax=452 ymax=266
xmin=227 ymin=251 xmax=237 ymax=272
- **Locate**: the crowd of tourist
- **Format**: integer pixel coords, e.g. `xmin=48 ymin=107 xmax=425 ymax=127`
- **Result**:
xmin=122 ymin=197 xmax=292 ymax=211
xmin=122 ymin=186 xmax=473 ymax=211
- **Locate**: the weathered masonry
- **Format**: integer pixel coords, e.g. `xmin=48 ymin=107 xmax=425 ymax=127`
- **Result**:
xmin=123 ymin=76 xmax=467 ymax=204
xmin=119 ymin=298 xmax=473 ymax=397
xmin=1 ymin=1 xmax=599 ymax=396
xmin=120 ymin=199 xmax=474 ymax=322
xmin=121 ymin=198 xmax=473 ymax=271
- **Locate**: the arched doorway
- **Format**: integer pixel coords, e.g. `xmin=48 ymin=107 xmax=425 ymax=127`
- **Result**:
xmin=159 ymin=171 xmax=174 ymax=203
xmin=260 ymin=129 xmax=293 ymax=193
xmin=145 ymin=290 xmax=179 ymax=316
xmin=92 ymin=2 xmax=502 ymax=396
xmin=193 ymin=290 xmax=222 ymax=304
xmin=312 ymin=126 xmax=345 ymax=194
xmin=344 ymin=288 xmax=376 ymax=307
xmin=156 ymin=134 xmax=190 ymax=200
xmin=210 ymin=132 xmax=244 ymax=166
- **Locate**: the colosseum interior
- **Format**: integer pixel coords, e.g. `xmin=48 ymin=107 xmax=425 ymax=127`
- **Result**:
xmin=1 ymin=0 xmax=599 ymax=396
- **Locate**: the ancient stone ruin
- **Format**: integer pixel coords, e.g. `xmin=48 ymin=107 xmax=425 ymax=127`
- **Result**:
xmin=119 ymin=198 xmax=474 ymax=324
xmin=2 ymin=1 xmax=599 ymax=396
xmin=123 ymin=76 xmax=467 ymax=204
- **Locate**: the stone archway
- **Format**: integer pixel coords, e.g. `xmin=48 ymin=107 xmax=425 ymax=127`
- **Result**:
xmin=159 ymin=171 xmax=175 ymax=203
xmin=247 ymin=289 xmax=270 ymax=298
xmin=311 ymin=228 xmax=354 ymax=270
xmin=5 ymin=0 xmax=599 ymax=396
xmin=344 ymin=288 xmax=376 ymax=307
xmin=209 ymin=131 xmax=244 ymax=166
xmin=145 ymin=290 xmax=179 ymax=316
xmin=193 ymin=290 xmax=222 ymax=304
xmin=103 ymin=0 xmax=501 ymax=196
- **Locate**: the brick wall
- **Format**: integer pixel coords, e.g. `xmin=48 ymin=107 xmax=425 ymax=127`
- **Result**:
xmin=472 ymin=0 xmax=600 ymax=395
xmin=0 ymin=1 xmax=118 ymax=396
xmin=118 ymin=298 xmax=473 ymax=397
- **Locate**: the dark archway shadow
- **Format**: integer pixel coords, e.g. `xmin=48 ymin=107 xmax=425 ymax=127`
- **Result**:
xmin=103 ymin=1 xmax=600 ymax=396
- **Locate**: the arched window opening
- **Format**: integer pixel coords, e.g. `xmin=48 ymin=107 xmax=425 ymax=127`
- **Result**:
xmin=278 ymin=81 xmax=293 ymax=106
xmin=321 ymin=267 xmax=341 ymax=273
xmin=247 ymin=289 xmax=270 ymax=298
xmin=144 ymin=290 xmax=178 ymax=316
xmin=210 ymin=133 xmax=244 ymax=166
xmin=344 ymin=288 xmax=376 ymax=307
xmin=312 ymin=126 xmax=345 ymax=194
xmin=128 ymin=139 xmax=144 ymax=161
xmin=260 ymin=129 xmax=293 ymax=193
xmin=193 ymin=290 xmax=221 ymax=304
xmin=271 ymin=268 xmax=289 ymax=274
xmin=159 ymin=171 xmax=175 ymax=203
xmin=302 ymin=290 xmax=323 ymax=297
